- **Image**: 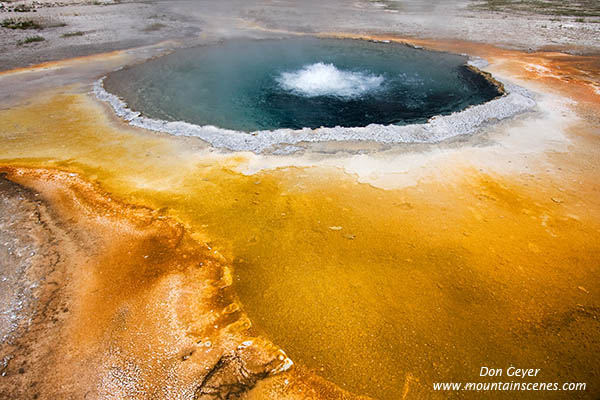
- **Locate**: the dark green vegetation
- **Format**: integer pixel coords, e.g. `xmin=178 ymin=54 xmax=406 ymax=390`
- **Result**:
xmin=61 ymin=31 xmax=86 ymax=38
xmin=13 ymin=4 xmax=35 ymax=12
xmin=1 ymin=17 xmax=66 ymax=30
xmin=1 ymin=18 xmax=41 ymax=30
xmin=17 ymin=36 xmax=45 ymax=46
xmin=472 ymin=0 xmax=600 ymax=17
xmin=0 ymin=3 xmax=35 ymax=12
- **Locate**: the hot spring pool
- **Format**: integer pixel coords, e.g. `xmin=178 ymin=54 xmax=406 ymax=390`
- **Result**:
xmin=103 ymin=38 xmax=502 ymax=132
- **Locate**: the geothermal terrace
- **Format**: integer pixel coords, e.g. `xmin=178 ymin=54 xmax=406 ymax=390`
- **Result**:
xmin=0 ymin=1 xmax=599 ymax=399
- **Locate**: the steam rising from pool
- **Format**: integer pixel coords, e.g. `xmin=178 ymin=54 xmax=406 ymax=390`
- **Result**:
xmin=277 ymin=63 xmax=384 ymax=99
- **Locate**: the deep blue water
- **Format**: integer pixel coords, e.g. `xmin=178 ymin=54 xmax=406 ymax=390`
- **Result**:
xmin=104 ymin=38 xmax=501 ymax=131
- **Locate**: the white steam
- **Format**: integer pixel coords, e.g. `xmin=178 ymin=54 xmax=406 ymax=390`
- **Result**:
xmin=277 ymin=62 xmax=384 ymax=99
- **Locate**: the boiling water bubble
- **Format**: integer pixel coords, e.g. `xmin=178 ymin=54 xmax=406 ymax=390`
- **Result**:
xmin=277 ymin=63 xmax=384 ymax=99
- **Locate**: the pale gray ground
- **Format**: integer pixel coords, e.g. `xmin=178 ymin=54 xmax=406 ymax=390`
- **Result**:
xmin=0 ymin=174 xmax=70 ymax=392
xmin=1 ymin=0 xmax=599 ymax=71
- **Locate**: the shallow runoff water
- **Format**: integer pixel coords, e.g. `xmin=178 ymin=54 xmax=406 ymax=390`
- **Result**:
xmin=103 ymin=38 xmax=501 ymax=132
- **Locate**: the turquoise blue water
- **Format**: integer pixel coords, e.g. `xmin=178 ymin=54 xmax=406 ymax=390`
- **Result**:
xmin=104 ymin=38 xmax=501 ymax=132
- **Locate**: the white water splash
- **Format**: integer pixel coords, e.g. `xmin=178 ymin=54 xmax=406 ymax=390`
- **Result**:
xmin=277 ymin=63 xmax=384 ymax=99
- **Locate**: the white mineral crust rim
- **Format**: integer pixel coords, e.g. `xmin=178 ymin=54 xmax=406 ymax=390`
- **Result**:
xmin=93 ymin=57 xmax=536 ymax=154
